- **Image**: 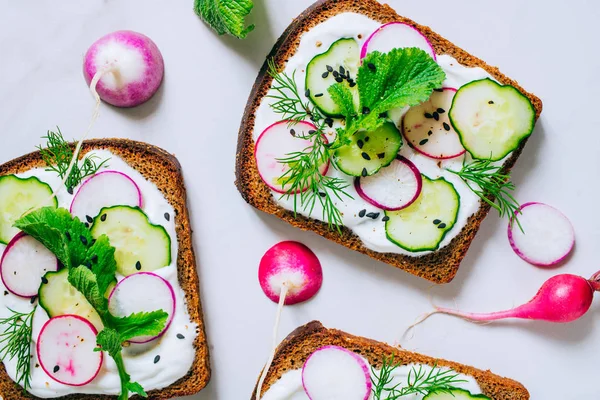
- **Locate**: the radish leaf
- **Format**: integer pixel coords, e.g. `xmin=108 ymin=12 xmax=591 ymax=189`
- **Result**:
xmin=194 ymin=0 xmax=255 ymax=39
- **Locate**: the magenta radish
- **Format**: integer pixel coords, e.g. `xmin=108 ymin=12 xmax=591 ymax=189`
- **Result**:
xmin=402 ymin=88 xmax=466 ymax=160
xmin=83 ymin=30 xmax=164 ymax=108
xmin=355 ymin=156 xmax=422 ymax=211
xmin=37 ymin=315 xmax=103 ymax=386
xmin=361 ymin=22 xmax=436 ymax=60
xmin=255 ymin=121 xmax=329 ymax=194
xmin=1 ymin=233 xmax=58 ymax=298
xmin=70 ymin=170 xmax=142 ymax=223
xmin=302 ymin=346 xmax=371 ymax=400
xmin=508 ymin=202 xmax=575 ymax=267
xmin=108 ymin=272 xmax=175 ymax=343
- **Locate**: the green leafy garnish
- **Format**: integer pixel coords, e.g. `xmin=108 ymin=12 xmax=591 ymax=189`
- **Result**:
xmin=194 ymin=0 xmax=254 ymax=39
xmin=0 ymin=308 xmax=35 ymax=392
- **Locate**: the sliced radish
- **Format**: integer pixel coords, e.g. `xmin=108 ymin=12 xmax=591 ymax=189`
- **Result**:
xmin=402 ymin=88 xmax=466 ymax=159
xmin=70 ymin=170 xmax=142 ymax=223
xmin=255 ymin=121 xmax=329 ymax=194
xmin=302 ymin=346 xmax=371 ymax=400
xmin=37 ymin=315 xmax=102 ymax=386
xmin=1 ymin=233 xmax=58 ymax=298
xmin=355 ymin=156 xmax=422 ymax=211
xmin=258 ymin=241 xmax=322 ymax=305
xmin=508 ymin=202 xmax=575 ymax=267
xmin=361 ymin=22 xmax=436 ymax=60
xmin=108 ymin=272 xmax=175 ymax=343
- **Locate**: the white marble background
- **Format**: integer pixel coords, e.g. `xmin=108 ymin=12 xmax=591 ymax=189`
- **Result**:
xmin=1 ymin=0 xmax=599 ymax=399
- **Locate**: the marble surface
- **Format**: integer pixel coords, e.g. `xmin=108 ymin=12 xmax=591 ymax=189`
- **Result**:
xmin=1 ymin=1 xmax=599 ymax=399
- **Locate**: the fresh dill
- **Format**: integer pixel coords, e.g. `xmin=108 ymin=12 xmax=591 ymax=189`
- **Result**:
xmin=0 ymin=307 xmax=36 ymax=392
xmin=447 ymin=158 xmax=523 ymax=231
xmin=371 ymin=355 xmax=467 ymax=399
xmin=38 ymin=127 xmax=109 ymax=194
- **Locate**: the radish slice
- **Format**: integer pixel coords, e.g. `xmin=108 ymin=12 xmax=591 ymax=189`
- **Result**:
xmin=258 ymin=241 xmax=322 ymax=305
xmin=361 ymin=22 xmax=436 ymax=60
xmin=70 ymin=170 xmax=142 ymax=223
xmin=402 ymin=88 xmax=466 ymax=159
xmin=302 ymin=346 xmax=371 ymax=400
xmin=508 ymin=202 xmax=575 ymax=267
xmin=1 ymin=233 xmax=58 ymax=298
xmin=355 ymin=156 xmax=422 ymax=211
xmin=37 ymin=315 xmax=102 ymax=386
xmin=255 ymin=121 xmax=329 ymax=194
xmin=108 ymin=272 xmax=175 ymax=343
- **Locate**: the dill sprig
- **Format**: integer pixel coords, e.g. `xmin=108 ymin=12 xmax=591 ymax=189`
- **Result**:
xmin=38 ymin=127 xmax=109 ymax=194
xmin=447 ymin=158 xmax=523 ymax=232
xmin=372 ymin=356 xmax=467 ymax=399
xmin=0 ymin=308 xmax=36 ymax=392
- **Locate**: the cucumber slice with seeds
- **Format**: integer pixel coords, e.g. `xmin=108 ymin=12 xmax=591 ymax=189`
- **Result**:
xmin=424 ymin=388 xmax=490 ymax=399
xmin=90 ymin=206 xmax=171 ymax=276
xmin=385 ymin=175 xmax=459 ymax=252
xmin=334 ymin=122 xmax=402 ymax=177
xmin=0 ymin=175 xmax=57 ymax=244
xmin=449 ymin=78 xmax=535 ymax=161
xmin=305 ymin=38 xmax=360 ymax=117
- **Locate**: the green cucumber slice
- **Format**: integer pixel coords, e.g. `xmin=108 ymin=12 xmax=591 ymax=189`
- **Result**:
xmin=0 ymin=175 xmax=58 ymax=244
xmin=385 ymin=175 xmax=459 ymax=252
xmin=39 ymin=269 xmax=104 ymax=331
xmin=449 ymin=78 xmax=535 ymax=161
xmin=90 ymin=206 xmax=171 ymax=276
xmin=424 ymin=388 xmax=490 ymax=399
xmin=305 ymin=38 xmax=360 ymax=117
xmin=334 ymin=122 xmax=402 ymax=177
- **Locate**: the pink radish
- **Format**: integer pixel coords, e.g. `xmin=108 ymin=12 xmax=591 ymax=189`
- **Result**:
xmin=83 ymin=30 xmax=164 ymax=108
xmin=361 ymin=22 xmax=436 ymax=60
xmin=1 ymin=232 xmax=58 ymax=298
xmin=302 ymin=346 xmax=371 ymax=400
xmin=37 ymin=315 xmax=103 ymax=386
xmin=508 ymin=202 xmax=575 ymax=267
xmin=255 ymin=121 xmax=329 ymax=194
xmin=108 ymin=272 xmax=175 ymax=343
xmin=355 ymin=156 xmax=422 ymax=211
xmin=70 ymin=170 xmax=142 ymax=223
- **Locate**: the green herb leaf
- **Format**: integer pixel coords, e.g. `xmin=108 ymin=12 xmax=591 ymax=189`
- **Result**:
xmin=110 ymin=311 xmax=169 ymax=343
xmin=86 ymin=235 xmax=117 ymax=296
xmin=126 ymin=381 xmax=147 ymax=397
xmin=194 ymin=0 xmax=254 ymax=39
xmin=328 ymin=83 xmax=357 ymax=120
xmin=68 ymin=266 xmax=108 ymax=316
xmin=96 ymin=328 xmax=121 ymax=357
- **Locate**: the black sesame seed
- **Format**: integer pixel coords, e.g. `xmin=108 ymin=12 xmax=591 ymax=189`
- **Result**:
xmin=325 ymin=118 xmax=334 ymax=128
xmin=378 ymin=112 xmax=388 ymax=119
xmin=433 ymin=219 xmax=441 ymax=225
xmin=67 ymin=187 xmax=74 ymax=195
xmin=357 ymin=140 xmax=364 ymax=149
xmin=349 ymin=81 xmax=356 ymax=88
xmin=364 ymin=136 xmax=370 ymax=142
xmin=65 ymin=232 xmax=71 ymax=241
xmin=91 ymin=255 xmax=98 ymax=263
xmin=433 ymin=112 xmax=439 ymax=121
xmin=154 ymin=355 xmax=161 ymax=364
xmin=3 ymin=291 xmax=8 ymax=296
xmin=53 ymin=365 xmax=60 ymax=373
xmin=322 ymin=71 xmax=329 ymax=78
xmin=367 ymin=62 xmax=376 ymax=71
xmin=305 ymin=89 xmax=310 ymax=97
xmin=135 ymin=261 xmax=142 ymax=271
xmin=314 ymin=93 xmax=324 ymax=98
xmin=164 ymin=212 xmax=170 ymax=221
xmin=382 ymin=216 xmax=390 ymax=222
xmin=437 ymin=108 xmax=445 ymax=114
xmin=438 ymin=223 xmax=447 ymax=229
xmin=335 ymin=77 xmax=343 ymax=83
xmin=377 ymin=153 xmax=385 ymax=159
xmin=100 ymin=214 xmax=107 ymax=222
xmin=333 ymin=71 xmax=339 ymax=78
xmin=419 ymin=139 xmax=429 ymax=146
xmin=85 ymin=215 xmax=93 ymax=224
xmin=176 ymin=333 xmax=185 ymax=340
xmin=318 ymin=192 xmax=327 ymax=198
xmin=361 ymin=152 xmax=371 ymax=161
xmin=326 ymin=65 xmax=333 ymax=72
xmin=428 ymin=130 xmax=433 ymax=136
xmin=443 ymin=122 xmax=451 ymax=131
xmin=30 ymin=296 xmax=37 ymax=304
xmin=424 ymin=113 xmax=433 ymax=119
xmin=361 ymin=168 xmax=368 ymax=177
xmin=339 ymin=66 xmax=346 ymax=75
xmin=488 ymin=100 xmax=494 ymax=104
xmin=308 ymin=130 xmax=317 ymax=135
xmin=80 ymin=236 xmax=88 ymax=246
xmin=366 ymin=212 xmax=380 ymax=219
xmin=84 ymin=222 xmax=89 ymax=228
xmin=362 ymin=106 xmax=370 ymax=115
xmin=358 ymin=209 xmax=367 ymax=218
xmin=41 ymin=276 xmax=48 ymax=284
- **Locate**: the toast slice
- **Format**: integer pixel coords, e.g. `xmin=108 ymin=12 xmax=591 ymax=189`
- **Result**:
xmin=235 ymin=0 xmax=543 ymax=284
xmin=251 ymin=321 xmax=529 ymax=400
xmin=0 ymin=139 xmax=210 ymax=399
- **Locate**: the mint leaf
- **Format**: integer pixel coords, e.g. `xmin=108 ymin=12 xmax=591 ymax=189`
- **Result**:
xmin=194 ymin=0 xmax=254 ymax=39
xmin=328 ymin=83 xmax=357 ymax=120
xmin=68 ymin=266 xmax=109 ymax=316
xmin=96 ymin=328 xmax=121 ymax=357
xmin=109 ymin=310 xmax=168 ymax=343
xmin=85 ymin=235 xmax=117 ymax=296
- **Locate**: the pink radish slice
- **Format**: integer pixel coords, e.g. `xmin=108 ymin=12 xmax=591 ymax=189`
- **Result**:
xmin=1 ymin=233 xmax=58 ymax=298
xmin=302 ymin=346 xmax=371 ymax=400
xmin=508 ymin=202 xmax=575 ymax=267
xmin=70 ymin=170 xmax=142 ymax=223
xmin=83 ymin=30 xmax=164 ymax=107
xmin=37 ymin=315 xmax=103 ymax=386
xmin=258 ymin=241 xmax=322 ymax=305
xmin=108 ymin=272 xmax=175 ymax=343
xmin=255 ymin=121 xmax=329 ymax=194
xmin=361 ymin=22 xmax=436 ymax=60
xmin=402 ymin=88 xmax=466 ymax=160
xmin=355 ymin=156 xmax=422 ymax=211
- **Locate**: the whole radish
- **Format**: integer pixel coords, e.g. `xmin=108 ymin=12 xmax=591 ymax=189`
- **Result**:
xmin=83 ymin=30 xmax=164 ymax=107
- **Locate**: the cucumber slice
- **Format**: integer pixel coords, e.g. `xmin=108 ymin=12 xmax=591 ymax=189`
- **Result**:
xmin=305 ymin=38 xmax=360 ymax=117
xmin=0 ymin=175 xmax=57 ymax=244
xmin=39 ymin=269 xmax=104 ymax=331
xmin=385 ymin=175 xmax=460 ymax=252
xmin=424 ymin=388 xmax=490 ymax=399
xmin=449 ymin=78 xmax=535 ymax=161
xmin=334 ymin=122 xmax=402 ymax=177
xmin=90 ymin=206 xmax=171 ymax=276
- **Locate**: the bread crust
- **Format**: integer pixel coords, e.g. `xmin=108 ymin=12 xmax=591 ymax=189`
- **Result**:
xmin=0 ymin=139 xmax=210 ymax=399
xmin=250 ymin=321 xmax=529 ymax=400
xmin=235 ymin=0 xmax=543 ymax=284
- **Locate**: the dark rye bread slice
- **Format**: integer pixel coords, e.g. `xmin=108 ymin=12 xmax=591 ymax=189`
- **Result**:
xmin=235 ymin=0 xmax=543 ymax=284
xmin=0 ymin=139 xmax=210 ymax=399
xmin=251 ymin=321 xmax=529 ymax=400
